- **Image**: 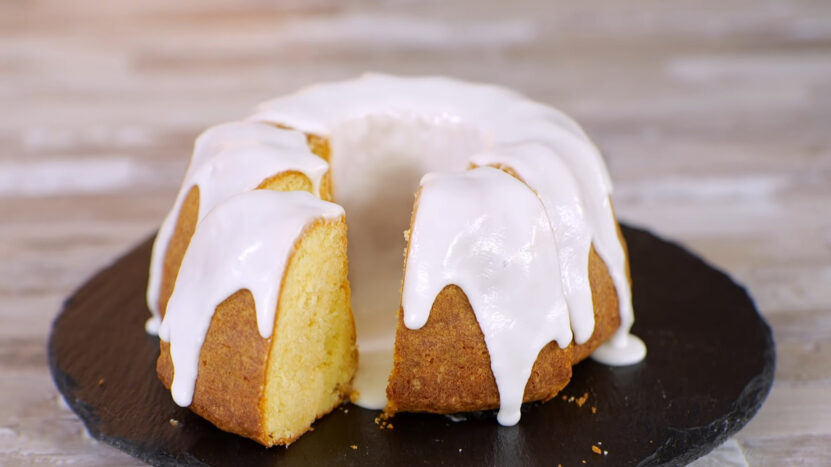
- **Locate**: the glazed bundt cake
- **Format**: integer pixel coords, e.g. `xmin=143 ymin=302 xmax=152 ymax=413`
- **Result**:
xmin=146 ymin=74 xmax=646 ymax=446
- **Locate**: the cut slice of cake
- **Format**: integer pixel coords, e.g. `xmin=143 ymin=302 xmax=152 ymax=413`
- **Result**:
xmin=156 ymin=190 xmax=356 ymax=446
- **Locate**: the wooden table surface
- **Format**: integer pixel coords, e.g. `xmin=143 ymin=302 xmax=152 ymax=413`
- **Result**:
xmin=2 ymin=0 xmax=829 ymax=465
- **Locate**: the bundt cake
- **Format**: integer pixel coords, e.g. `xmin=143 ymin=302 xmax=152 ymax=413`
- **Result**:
xmin=146 ymin=73 xmax=646 ymax=446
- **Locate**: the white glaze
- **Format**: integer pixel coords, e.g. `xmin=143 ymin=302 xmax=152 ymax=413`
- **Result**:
xmin=591 ymin=333 xmax=647 ymax=366
xmin=250 ymin=74 xmax=594 ymax=163
xmin=150 ymin=74 xmax=646 ymax=422
xmin=471 ymin=142 xmax=595 ymax=344
xmin=145 ymin=122 xmax=328 ymax=331
xmin=158 ymin=190 xmax=344 ymax=406
xmin=402 ymin=167 xmax=572 ymax=426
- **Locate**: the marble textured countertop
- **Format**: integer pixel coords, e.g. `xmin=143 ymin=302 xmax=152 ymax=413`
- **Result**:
xmin=2 ymin=0 xmax=829 ymax=464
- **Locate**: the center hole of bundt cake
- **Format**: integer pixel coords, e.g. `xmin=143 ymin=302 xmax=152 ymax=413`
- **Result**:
xmin=327 ymin=112 xmax=485 ymax=408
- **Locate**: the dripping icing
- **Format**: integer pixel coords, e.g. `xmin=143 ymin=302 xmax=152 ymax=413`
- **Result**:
xmin=471 ymin=142 xmax=596 ymax=344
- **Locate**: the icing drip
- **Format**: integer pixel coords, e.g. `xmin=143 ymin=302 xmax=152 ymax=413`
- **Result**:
xmin=146 ymin=122 xmax=328 ymax=331
xmin=158 ymin=190 xmax=344 ymax=406
xmin=492 ymin=122 xmax=640 ymax=354
xmin=402 ymin=167 xmax=572 ymax=426
xmin=475 ymin=141 xmax=645 ymax=363
xmin=471 ymin=142 xmax=595 ymax=344
xmin=591 ymin=333 xmax=647 ymax=366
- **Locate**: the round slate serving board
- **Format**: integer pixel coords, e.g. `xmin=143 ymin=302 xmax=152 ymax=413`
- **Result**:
xmin=48 ymin=225 xmax=774 ymax=466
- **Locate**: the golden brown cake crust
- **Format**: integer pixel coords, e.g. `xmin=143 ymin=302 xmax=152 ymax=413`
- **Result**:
xmin=385 ymin=243 xmax=624 ymax=415
xmin=386 ymin=284 xmax=574 ymax=414
xmin=157 ymin=289 xmax=269 ymax=442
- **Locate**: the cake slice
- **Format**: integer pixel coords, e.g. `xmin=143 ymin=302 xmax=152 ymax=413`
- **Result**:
xmin=156 ymin=190 xmax=356 ymax=446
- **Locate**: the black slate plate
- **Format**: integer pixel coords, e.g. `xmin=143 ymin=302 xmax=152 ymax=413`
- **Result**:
xmin=48 ymin=225 xmax=774 ymax=466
